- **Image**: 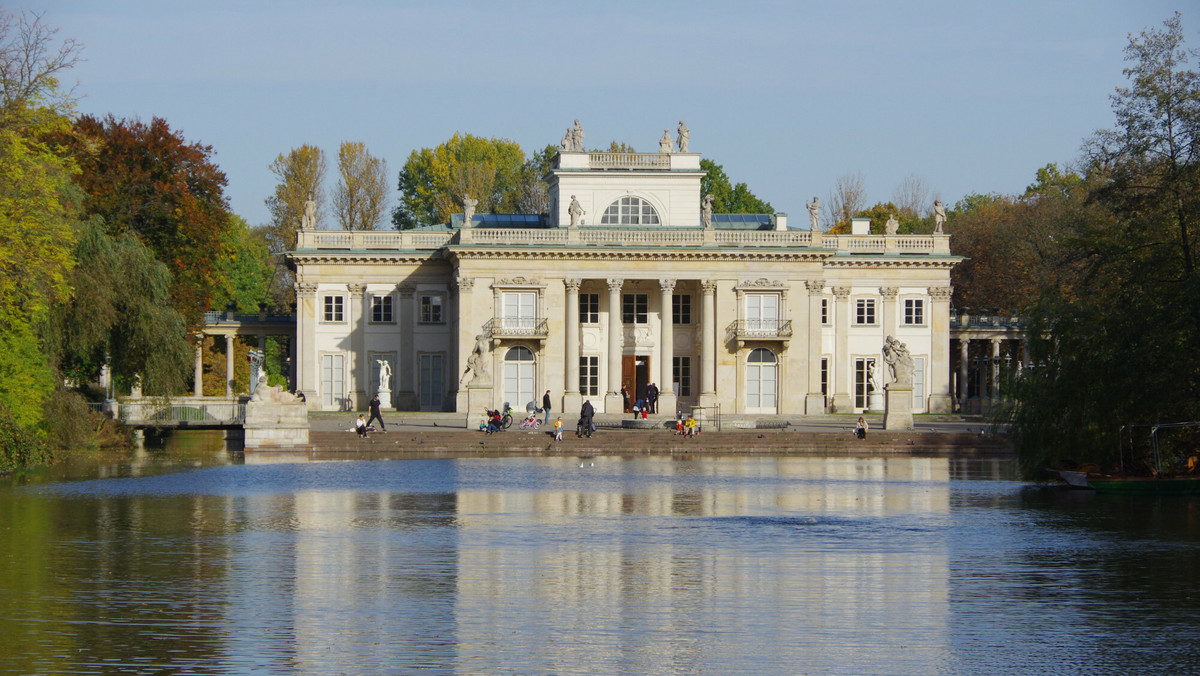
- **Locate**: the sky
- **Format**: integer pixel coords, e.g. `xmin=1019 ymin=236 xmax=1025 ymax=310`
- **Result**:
xmin=25 ymin=0 xmax=1192 ymax=227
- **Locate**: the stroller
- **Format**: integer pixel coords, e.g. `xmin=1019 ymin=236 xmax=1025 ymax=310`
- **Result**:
xmin=576 ymin=416 xmax=594 ymax=438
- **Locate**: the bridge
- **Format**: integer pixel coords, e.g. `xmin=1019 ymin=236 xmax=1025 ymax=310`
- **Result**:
xmin=110 ymin=397 xmax=246 ymax=428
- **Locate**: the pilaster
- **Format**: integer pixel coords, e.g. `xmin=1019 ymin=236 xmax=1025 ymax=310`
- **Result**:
xmin=830 ymin=286 xmax=852 ymax=413
xmin=805 ymin=279 xmax=826 ymax=414
xmin=928 ymin=286 xmax=954 ymax=413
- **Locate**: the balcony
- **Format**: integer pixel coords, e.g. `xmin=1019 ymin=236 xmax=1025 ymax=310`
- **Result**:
xmin=726 ymin=319 xmax=793 ymax=348
xmin=484 ymin=317 xmax=550 ymax=341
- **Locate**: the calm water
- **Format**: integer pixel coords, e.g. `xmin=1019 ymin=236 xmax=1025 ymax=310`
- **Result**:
xmin=2 ymin=436 xmax=1199 ymax=675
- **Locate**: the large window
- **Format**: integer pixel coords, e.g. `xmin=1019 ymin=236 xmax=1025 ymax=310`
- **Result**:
xmin=745 ymin=293 xmax=780 ymax=331
xmin=622 ymin=293 xmax=648 ymax=324
xmin=673 ymin=294 xmax=691 ymax=325
xmin=503 ymin=346 xmax=536 ymax=408
xmin=320 ymin=353 xmax=344 ymax=409
xmin=420 ymin=294 xmax=444 ymax=324
xmin=580 ymin=293 xmax=599 ymax=323
xmin=323 ymin=295 xmax=344 ymax=322
xmin=371 ymin=295 xmax=393 ymax=323
xmin=600 ymin=196 xmax=660 ymax=225
xmin=903 ymin=298 xmax=925 ymax=326
xmin=502 ymin=291 xmax=537 ymax=331
xmin=579 ymin=356 xmax=600 ymax=396
xmin=673 ymin=356 xmax=691 ymax=397
xmin=855 ymin=298 xmax=876 ymax=325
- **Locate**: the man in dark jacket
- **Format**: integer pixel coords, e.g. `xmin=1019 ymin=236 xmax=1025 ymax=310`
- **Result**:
xmin=542 ymin=390 xmax=552 ymax=425
xmin=367 ymin=394 xmax=386 ymax=431
xmin=579 ymin=399 xmax=595 ymax=437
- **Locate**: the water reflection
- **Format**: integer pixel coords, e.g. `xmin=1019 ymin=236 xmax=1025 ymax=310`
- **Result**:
xmin=2 ymin=453 xmax=1199 ymax=674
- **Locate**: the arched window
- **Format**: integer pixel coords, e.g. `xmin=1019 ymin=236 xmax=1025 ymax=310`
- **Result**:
xmin=746 ymin=348 xmax=778 ymax=413
xmin=600 ymin=196 xmax=660 ymax=225
xmin=503 ymin=346 xmax=536 ymax=408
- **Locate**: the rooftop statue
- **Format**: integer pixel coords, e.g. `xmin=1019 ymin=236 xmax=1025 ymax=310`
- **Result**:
xmin=885 ymin=213 xmax=899 ymax=235
xmin=933 ymin=200 xmax=946 ymax=234
xmin=568 ymin=195 xmax=585 ymax=227
xmin=561 ymin=128 xmax=572 ymax=151
xmin=302 ymin=195 xmax=316 ymax=229
xmin=807 ymin=197 xmax=820 ymax=230
xmin=659 ymin=130 xmax=673 ymax=153
xmin=462 ymin=194 xmax=477 ymax=227
xmin=571 ymin=119 xmax=585 ymax=152
xmin=701 ymin=193 xmax=714 ymax=229
xmin=677 ymin=121 xmax=690 ymax=152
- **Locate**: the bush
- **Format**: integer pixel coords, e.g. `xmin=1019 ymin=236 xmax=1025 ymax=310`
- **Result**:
xmin=41 ymin=388 xmax=129 ymax=452
xmin=0 ymin=406 xmax=51 ymax=473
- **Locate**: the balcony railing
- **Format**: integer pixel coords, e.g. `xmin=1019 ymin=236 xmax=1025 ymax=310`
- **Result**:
xmin=588 ymin=152 xmax=672 ymax=170
xmin=726 ymin=319 xmax=793 ymax=345
xmin=484 ymin=317 xmax=550 ymax=339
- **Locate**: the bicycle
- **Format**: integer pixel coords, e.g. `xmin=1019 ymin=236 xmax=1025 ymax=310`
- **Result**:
xmin=520 ymin=415 xmax=541 ymax=430
xmin=501 ymin=405 xmax=514 ymax=430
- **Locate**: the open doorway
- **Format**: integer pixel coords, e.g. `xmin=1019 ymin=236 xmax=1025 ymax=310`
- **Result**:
xmin=622 ymin=354 xmax=651 ymax=408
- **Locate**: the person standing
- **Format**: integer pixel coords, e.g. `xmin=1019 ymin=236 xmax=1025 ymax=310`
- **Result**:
xmin=646 ymin=382 xmax=659 ymax=414
xmin=621 ymin=384 xmax=631 ymax=413
xmin=542 ymin=390 xmax=552 ymax=425
xmin=367 ymin=394 xmax=386 ymax=431
xmin=580 ymin=399 xmax=595 ymax=437
xmin=554 ymin=416 xmax=563 ymax=442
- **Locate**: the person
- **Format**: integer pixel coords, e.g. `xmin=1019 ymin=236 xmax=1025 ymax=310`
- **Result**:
xmin=675 ymin=417 xmax=685 ymax=435
xmin=632 ymin=398 xmax=645 ymax=420
xmin=933 ymin=199 xmax=946 ymax=234
xmin=855 ymin=417 xmax=868 ymax=439
xmin=677 ymin=120 xmax=690 ymax=153
xmin=554 ymin=416 xmax=564 ymax=442
xmin=621 ymin=384 xmax=630 ymax=413
xmin=807 ymin=197 xmax=821 ymax=230
xmin=542 ymin=390 xmax=552 ymax=425
xmin=580 ymin=399 xmax=595 ymax=437
xmin=367 ymin=394 xmax=386 ymax=432
xmin=486 ymin=409 xmax=503 ymax=434
xmin=684 ymin=414 xmax=697 ymax=437
xmin=355 ymin=414 xmax=368 ymax=438
xmin=646 ymin=383 xmax=659 ymax=414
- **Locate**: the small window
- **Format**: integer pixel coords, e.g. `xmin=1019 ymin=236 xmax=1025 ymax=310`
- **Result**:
xmin=579 ymin=356 xmax=600 ymax=396
xmin=821 ymin=298 xmax=829 ymax=325
xmin=420 ymin=295 xmax=444 ymax=324
xmin=580 ymin=293 xmax=599 ymax=324
xmin=323 ymin=295 xmax=344 ymax=322
xmin=903 ymin=299 xmax=925 ymax=326
xmin=371 ymin=295 xmax=393 ymax=323
xmin=622 ymin=293 xmax=648 ymax=324
xmin=673 ymin=294 xmax=691 ymax=325
xmin=855 ymin=298 xmax=876 ymax=325
xmin=600 ymin=196 xmax=660 ymax=225
xmin=673 ymin=356 xmax=691 ymax=397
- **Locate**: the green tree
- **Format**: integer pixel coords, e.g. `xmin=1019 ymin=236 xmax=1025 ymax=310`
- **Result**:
xmin=393 ymin=133 xmax=527 ymax=228
xmin=265 ymin=144 xmax=326 ymax=249
xmin=700 ymin=159 xmax=773 ymax=214
xmin=1006 ymin=15 xmax=1200 ymax=478
xmin=211 ymin=215 xmax=274 ymax=312
xmin=60 ymin=115 xmax=233 ymax=325
xmin=333 ymin=141 xmax=389 ymax=231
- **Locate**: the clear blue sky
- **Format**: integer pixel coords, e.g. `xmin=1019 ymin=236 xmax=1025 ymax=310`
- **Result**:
xmin=28 ymin=0 xmax=1192 ymax=227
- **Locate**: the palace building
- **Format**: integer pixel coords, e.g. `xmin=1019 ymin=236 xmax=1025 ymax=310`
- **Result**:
xmin=286 ymin=126 xmax=961 ymax=418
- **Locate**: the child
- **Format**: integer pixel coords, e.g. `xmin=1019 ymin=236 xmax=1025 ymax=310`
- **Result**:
xmin=684 ymin=415 xmax=697 ymax=437
xmin=676 ymin=417 xmax=685 ymax=435
xmin=554 ymin=416 xmax=563 ymax=441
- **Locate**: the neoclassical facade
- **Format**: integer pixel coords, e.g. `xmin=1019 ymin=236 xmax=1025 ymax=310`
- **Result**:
xmin=288 ymin=133 xmax=960 ymax=417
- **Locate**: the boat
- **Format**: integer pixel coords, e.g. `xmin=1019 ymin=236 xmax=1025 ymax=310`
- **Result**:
xmin=1087 ymin=476 xmax=1200 ymax=495
xmin=1054 ymin=469 xmax=1092 ymax=489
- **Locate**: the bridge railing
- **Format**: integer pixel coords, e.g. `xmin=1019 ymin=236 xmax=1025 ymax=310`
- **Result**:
xmin=118 ymin=397 xmax=246 ymax=427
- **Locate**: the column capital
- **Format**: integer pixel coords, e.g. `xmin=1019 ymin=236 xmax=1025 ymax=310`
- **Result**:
xmin=564 ymin=278 xmax=582 ymax=292
xmin=606 ymin=278 xmax=624 ymax=293
xmin=831 ymin=286 xmax=851 ymax=299
xmin=879 ymin=286 xmax=898 ymax=300
xmin=928 ymin=286 xmax=954 ymax=301
xmin=295 ymin=282 xmax=317 ymax=299
xmin=347 ymin=283 xmax=366 ymax=295
xmin=701 ymin=280 xmax=717 ymax=294
xmin=454 ymin=276 xmax=474 ymax=292
xmin=658 ymin=278 xmax=676 ymax=294
xmin=805 ymin=279 xmax=825 ymax=294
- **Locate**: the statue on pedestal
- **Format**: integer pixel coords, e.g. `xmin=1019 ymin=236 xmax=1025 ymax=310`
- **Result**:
xmin=659 ymin=130 xmax=673 ymax=153
xmin=462 ymin=194 xmax=477 ymax=227
xmin=883 ymin=335 xmax=914 ymax=389
xmin=460 ymin=333 xmax=492 ymax=388
xmin=933 ymin=200 xmax=946 ymax=234
xmin=807 ymin=197 xmax=821 ymax=230
xmin=677 ymin=121 xmax=690 ymax=152
xmin=885 ymin=213 xmax=899 ymax=235
xmin=302 ymin=195 xmax=316 ymax=230
xmin=701 ymin=193 xmax=714 ymax=229
xmin=376 ymin=359 xmax=392 ymax=392
xmin=568 ymin=195 xmax=585 ymax=227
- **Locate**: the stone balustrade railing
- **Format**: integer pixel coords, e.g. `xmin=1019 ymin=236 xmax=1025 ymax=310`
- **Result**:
xmin=296 ymin=228 xmax=950 ymax=255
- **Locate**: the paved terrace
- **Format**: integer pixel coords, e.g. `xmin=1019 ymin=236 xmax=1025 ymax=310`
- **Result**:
xmin=261 ymin=411 xmax=1011 ymax=458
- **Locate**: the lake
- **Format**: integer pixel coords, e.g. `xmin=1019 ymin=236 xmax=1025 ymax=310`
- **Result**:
xmin=2 ymin=435 xmax=1198 ymax=674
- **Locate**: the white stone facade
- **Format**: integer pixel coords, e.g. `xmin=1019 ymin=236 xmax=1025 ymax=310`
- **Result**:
xmin=288 ymin=145 xmax=959 ymax=418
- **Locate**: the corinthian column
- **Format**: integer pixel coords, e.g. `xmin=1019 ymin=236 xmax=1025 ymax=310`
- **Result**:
xmin=805 ymin=280 xmax=826 ymax=414
xmin=658 ymin=278 xmax=677 ymax=416
xmin=294 ymin=282 xmax=317 ymax=407
xmin=830 ymin=286 xmax=852 ymax=412
xmin=605 ymin=278 xmax=624 ymax=413
xmin=563 ymin=279 xmax=582 ymax=415
xmin=699 ymin=280 xmax=717 ymax=407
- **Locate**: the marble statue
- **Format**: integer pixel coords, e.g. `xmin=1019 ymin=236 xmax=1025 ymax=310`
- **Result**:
xmin=933 ymin=200 xmax=946 ymax=234
xmin=868 ymin=361 xmax=881 ymax=391
xmin=571 ymin=119 xmax=585 ymax=152
xmin=883 ymin=335 xmax=914 ymax=389
xmin=677 ymin=121 xmax=690 ymax=153
xmin=561 ymin=128 xmax=573 ymax=151
xmin=462 ymin=194 xmax=477 ymax=226
xmin=302 ymin=195 xmax=316 ymax=230
xmin=885 ymin=213 xmax=899 ymax=235
xmin=376 ymin=359 xmax=392 ymax=391
xmin=659 ymin=130 xmax=673 ymax=153
xmin=568 ymin=195 xmax=585 ymax=227
xmin=460 ymin=333 xmax=491 ymax=388
xmin=701 ymin=193 xmax=714 ymax=229
xmin=807 ymin=197 xmax=820 ymax=230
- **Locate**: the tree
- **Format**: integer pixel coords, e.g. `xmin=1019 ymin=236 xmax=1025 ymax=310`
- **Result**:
xmin=333 ymin=141 xmax=388 ymax=231
xmin=393 ymin=133 xmax=527 ymax=228
xmin=44 ymin=218 xmax=193 ymax=396
xmin=1005 ymin=15 xmax=1200 ymax=478
xmin=0 ymin=8 xmax=82 ymax=120
xmin=699 ymin=159 xmax=773 ymax=214
xmin=892 ymin=174 xmax=933 ymax=219
xmin=826 ymin=172 xmax=867 ymax=232
xmin=61 ymin=115 xmax=233 ymax=325
xmin=211 ymin=215 xmax=274 ymax=312
xmin=512 ymin=144 xmax=556 ymax=215
xmin=265 ymin=144 xmax=326 ymax=249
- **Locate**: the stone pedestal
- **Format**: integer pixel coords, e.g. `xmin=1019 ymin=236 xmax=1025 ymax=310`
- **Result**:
xmin=868 ymin=391 xmax=884 ymax=413
xmin=244 ymin=387 xmax=310 ymax=450
xmin=377 ymin=388 xmax=394 ymax=411
xmin=465 ymin=387 xmax=493 ymax=428
xmin=883 ymin=387 xmax=913 ymax=431
xmin=805 ymin=393 xmax=827 ymax=415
